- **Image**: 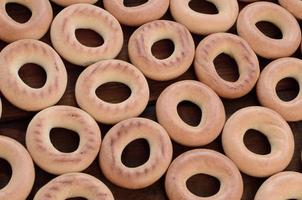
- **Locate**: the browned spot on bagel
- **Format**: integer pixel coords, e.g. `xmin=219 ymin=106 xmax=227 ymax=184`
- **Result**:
xmin=49 ymin=186 xmax=59 ymax=191
xmin=59 ymin=179 xmax=73 ymax=185
xmin=44 ymin=193 xmax=52 ymax=198
xmin=54 ymin=157 xmax=82 ymax=163
xmin=35 ymin=138 xmax=43 ymax=143
xmin=85 ymin=144 xmax=95 ymax=150
xmin=36 ymin=144 xmax=46 ymax=151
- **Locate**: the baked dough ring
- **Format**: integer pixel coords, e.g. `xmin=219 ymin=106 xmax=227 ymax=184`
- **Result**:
xmin=0 ymin=39 xmax=67 ymax=111
xmin=26 ymin=105 xmax=101 ymax=175
xmin=279 ymin=0 xmax=302 ymax=20
xmin=156 ymin=80 xmax=225 ymax=147
xmin=237 ymin=2 xmax=301 ymax=59
xmin=257 ymin=58 xmax=302 ymax=122
xmin=0 ymin=135 xmax=35 ymax=200
xmin=34 ymin=173 xmax=114 ymax=200
xmin=194 ymin=33 xmax=260 ymax=99
xmin=165 ymin=149 xmax=243 ymax=200
xmin=99 ymin=118 xmax=173 ymax=189
xmin=75 ymin=59 xmax=149 ymax=124
xmin=255 ymin=171 xmax=302 ymax=200
xmin=128 ymin=20 xmax=195 ymax=81
xmin=222 ymin=106 xmax=294 ymax=177
xmin=103 ymin=0 xmax=169 ymax=26
xmin=0 ymin=0 xmax=53 ymax=43
xmin=51 ymin=3 xmax=123 ymax=66
xmin=51 ymin=0 xmax=98 ymax=7
xmin=170 ymin=0 xmax=239 ymax=35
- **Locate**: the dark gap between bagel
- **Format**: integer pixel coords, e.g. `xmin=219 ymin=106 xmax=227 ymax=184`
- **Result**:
xmin=67 ymin=198 xmax=88 ymax=200
xmin=214 ymin=53 xmax=239 ymax=82
xmin=18 ymin=63 xmax=47 ymax=88
xmin=0 ymin=158 xmax=12 ymax=189
xmin=177 ymin=101 xmax=202 ymax=127
xmin=151 ymin=39 xmax=175 ymax=60
xmin=244 ymin=129 xmax=271 ymax=155
xmin=121 ymin=139 xmax=150 ymax=168
xmin=256 ymin=21 xmax=283 ymax=39
xmin=75 ymin=29 xmax=104 ymax=47
xmin=276 ymin=78 xmax=299 ymax=102
xmin=189 ymin=0 xmax=218 ymax=14
xmin=123 ymin=0 xmax=148 ymax=7
xmin=50 ymin=128 xmax=80 ymax=153
xmin=5 ymin=3 xmax=32 ymax=23
xmin=186 ymin=173 xmax=220 ymax=197
xmin=96 ymin=82 xmax=131 ymax=104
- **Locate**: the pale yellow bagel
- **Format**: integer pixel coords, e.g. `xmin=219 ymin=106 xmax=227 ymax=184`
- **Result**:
xmin=255 ymin=171 xmax=302 ymax=200
xmin=0 ymin=39 xmax=67 ymax=111
xmin=26 ymin=105 xmax=101 ymax=175
xmin=34 ymin=173 xmax=114 ymax=200
xmin=99 ymin=118 xmax=173 ymax=189
xmin=51 ymin=0 xmax=98 ymax=7
xmin=103 ymin=0 xmax=169 ymax=26
xmin=0 ymin=135 xmax=35 ymax=200
xmin=0 ymin=0 xmax=53 ymax=42
xmin=51 ymin=3 xmax=123 ymax=66
xmin=165 ymin=149 xmax=243 ymax=200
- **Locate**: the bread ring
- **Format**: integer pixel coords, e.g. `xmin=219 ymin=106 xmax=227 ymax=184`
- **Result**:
xmin=128 ymin=20 xmax=195 ymax=81
xmin=165 ymin=149 xmax=243 ymax=200
xmin=222 ymin=106 xmax=294 ymax=177
xmin=0 ymin=39 xmax=67 ymax=111
xmin=0 ymin=136 xmax=35 ymax=200
xmin=99 ymin=118 xmax=173 ymax=189
xmin=156 ymin=80 xmax=225 ymax=147
xmin=34 ymin=173 xmax=114 ymax=200
xmin=51 ymin=0 xmax=98 ymax=7
xmin=170 ymin=0 xmax=239 ymax=35
xmin=26 ymin=105 xmax=101 ymax=175
xmin=0 ymin=0 xmax=52 ymax=43
xmin=257 ymin=58 xmax=302 ymax=122
xmin=194 ymin=33 xmax=260 ymax=99
xmin=237 ymin=2 xmax=301 ymax=59
xmin=103 ymin=0 xmax=169 ymax=26
xmin=75 ymin=60 xmax=149 ymax=124
xmin=255 ymin=171 xmax=302 ymax=200
xmin=279 ymin=0 xmax=302 ymax=19
xmin=50 ymin=3 xmax=123 ymax=66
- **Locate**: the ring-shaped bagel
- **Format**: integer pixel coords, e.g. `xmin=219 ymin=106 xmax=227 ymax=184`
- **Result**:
xmin=237 ymin=2 xmax=301 ymax=59
xmin=194 ymin=33 xmax=260 ymax=99
xmin=51 ymin=0 xmax=98 ymax=7
xmin=170 ymin=0 xmax=239 ymax=35
xmin=128 ymin=20 xmax=195 ymax=81
xmin=279 ymin=0 xmax=302 ymax=19
xmin=75 ymin=59 xmax=149 ymax=124
xmin=34 ymin=173 xmax=114 ymax=200
xmin=156 ymin=80 xmax=225 ymax=147
xmin=51 ymin=3 xmax=123 ymax=66
xmin=103 ymin=0 xmax=169 ymax=26
xmin=99 ymin=118 xmax=173 ymax=189
xmin=26 ymin=105 xmax=101 ymax=175
xmin=255 ymin=171 xmax=302 ymax=200
xmin=222 ymin=106 xmax=294 ymax=177
xmin=257 ymin=58 xmax=302 ymax=122
xmin=165 ymin=149 xmax=243 ymax=200
xmin=0 ymin=0 xmax=53 ymax=42
xmin=0 ymin=135 xmax=35 ymax=200
xmin=0 ymin=39 xmax=67 ymax=111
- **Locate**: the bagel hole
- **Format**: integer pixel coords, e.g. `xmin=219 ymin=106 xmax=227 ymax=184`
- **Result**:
xmin=18 ymin=63 xmax=47 ymax=88
xmin=151 ymin=39 xmax=175 ymax=60
xmin=123 ymin=0 xmax=148 ymax=7
xmin=256 ymin=21 xmax=283 ymax=39
xmin=75 ymin=29 xmax=104 ymax=47
xmin=5 ymin=3 xmax=32 ymax=23
xmin=244 ymin=129 xmax=271 ymax=155
xmin=189 ymin=0 xmax=219 ymax=14
xmin=50 ymin=128 xmax=80 ymax=153
xmin=0 ymin=158 xmax=12 ymax=189
xmin=214 ymin=53 xmax=239 ymax=82
xmin=186 ymin=174 xmax=220 ymax=197
xmin=96 ymin=82 xmax=131 ymax=103
xmin=276 ymin=78 xmax=300 ymax=102
xmin=67 ymin=198 xmax=88 ymax=200
xmin=121 ymin=139 xmax=150 ymax=168
xmin=177 ymin=101 xmax=202 ymax=127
